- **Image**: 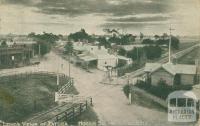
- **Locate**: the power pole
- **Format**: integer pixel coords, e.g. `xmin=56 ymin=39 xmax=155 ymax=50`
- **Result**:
xmin=169 ymin=26 xmax=175 ymax=63
xmin=137 ymin=47 xmax=139 ymax=62
xmin=0 ymin=18 xmax=1 ymax=34
xmin=128 ymin=75 xmax=132 ymax=104
xmin=38 ymin=44 xmax=41 ymax=58
xmin=69 ymin=52 xmax=71 ymax=79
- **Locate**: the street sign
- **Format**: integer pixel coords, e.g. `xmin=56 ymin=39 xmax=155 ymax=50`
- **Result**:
xmin=55 ymin=92 xmax=74 ymax=102
xmin=55 ymin=92 xmax=87 ymax=103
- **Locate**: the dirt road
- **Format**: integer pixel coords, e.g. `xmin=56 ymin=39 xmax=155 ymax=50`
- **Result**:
xmin=0 ymin=52 xmax=197 ymax=126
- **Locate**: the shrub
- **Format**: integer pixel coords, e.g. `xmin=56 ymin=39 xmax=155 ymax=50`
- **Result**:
xmin=123 ymin=84 xmax=130 ymax=98
xmin=142 ymin=39 xmax=154 ymax=44
xmin=135 ymin=81 xmax=192 ymax=100
xmin=118 ymin=48 xmax=127 ymax=56
xmin=144 ymin=45 xmax=162 ymax=60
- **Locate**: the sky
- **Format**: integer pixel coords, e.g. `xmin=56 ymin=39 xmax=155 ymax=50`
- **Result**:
xmin=0 ymin=0 xmax=200 ymax=36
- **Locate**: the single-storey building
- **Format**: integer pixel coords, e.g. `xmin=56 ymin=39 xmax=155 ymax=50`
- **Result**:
xmin=144 ymin=63 xmax=198 ymax=86
xmin=0 ymin=40 xmax=37 ymax=68
xmin=96 ymin=54 xmax=118 ymax=71
xmin=74 ymin=53 xmax=98 ymax=69
xmin=72 ymin=42 xmax=131 ymax=71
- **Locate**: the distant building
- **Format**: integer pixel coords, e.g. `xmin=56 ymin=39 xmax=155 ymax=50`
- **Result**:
xmin=144 ymin=63 xmax=199 ymax=86
xmin=72 ymin=42 xmax=131 ymax=71
xmin=0 ymin=40 xmax=37 ymax=68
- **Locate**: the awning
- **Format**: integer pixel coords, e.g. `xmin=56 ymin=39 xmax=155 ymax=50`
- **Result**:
xmin=79 ymin=55 xmax=97 ymax=62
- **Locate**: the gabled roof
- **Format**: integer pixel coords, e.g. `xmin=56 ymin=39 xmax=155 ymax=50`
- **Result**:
xmin=163 ymin=63 xmax=197 ymax=75
xmin=117 ymin=55 xmax=131 ymax=61
xmin=97 ymin=54 xmax=117 ymax=60
xmin=79 ymin=55 xmax=97 ymax=62
xmin=144 ymin=63 xmax=162 ymax=73
xmin=144 ymin=63 xmax=197 ymax=75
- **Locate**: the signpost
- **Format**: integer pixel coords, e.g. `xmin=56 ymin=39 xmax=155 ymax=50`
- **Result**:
xmin=55 ymin=92 xmax=74 ymax=103
xmin=12 ymin=55 xmax=15 ymax=68
xmin=55 ymin=92 xmax=86 ymax=103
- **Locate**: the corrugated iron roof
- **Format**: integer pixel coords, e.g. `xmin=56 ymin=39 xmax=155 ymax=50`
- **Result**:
xmin=163 ymin=63 xmax=197 ymax=75
xmin=144 ymin=63 xmax=197 ymax=75
xmin=144 ymin=63 xmax=162 ymax=72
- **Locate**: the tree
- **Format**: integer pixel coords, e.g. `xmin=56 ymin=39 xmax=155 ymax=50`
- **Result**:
xmin=68 ymin=29 xmax=91 ymax=42
xmin=118 ymin=48 xmax=127 ymax=56
xmin=34 ymin=41 xmax=51 ymax=56
xmin=28 ymin=32 xmax=36 ymax=38
xmin=144 ymin=46 xmax=162 ymax=60
xmin=120 ymin=34 xmax=136 ymax=45
xmin=171 ymin=36 xmax=180 ymax=49
xmin=0 ymin=40 xmax=7 ymax=47
xmin=142 ymin=39 xmax=154 ymax=44
xmin=140 ymin=32 xmax=144 ymax=40
xmin=155 ymin=39 xmax=168 ymax=45
xmin=97 ymin=36 xmax=111 ymax=48
xmin=155 ymin=35 xmax=180 ymax=49
xmin=64 ymin=42 xmax=73 ymax=55
xmin=108 ymin=35 xmax=121 ymax=45
xmin=127 ymin=47 xmax=143 ymax=61
xmin=154 ymin=35 xmax=160 ymax=40
xmin=28 ymin=32 xmax=59 ymax=44
xmin=103 ymin=28 xmax=119 ymax=36
xmin=29 ymin=32 xmax=60 ymax=56
xmin=161 ymin=33 xmax=168 ymax=40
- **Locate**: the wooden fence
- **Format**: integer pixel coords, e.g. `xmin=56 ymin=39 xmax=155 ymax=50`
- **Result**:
xmin=0 ymin=71 xmax=65 ymax=78
xmin=131 ymin=86 xmax=167 ymax=108
xmin=58 ymin=78 xmax=74 ymax=94
xmin=0 ymin=71 xmax=69 ymax=86
xmin=53 ymin=97 xmax=93 ymax=122
xmin=28 ymin=97 xmax=93 ymax=124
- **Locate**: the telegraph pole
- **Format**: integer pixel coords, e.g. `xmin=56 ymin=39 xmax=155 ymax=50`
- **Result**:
xmin=0 ymin=18 xmax=1 ymax=34
xmin=169 ymin=26 xmax=175 ymax=63
xmin=128 ymin=75 xmax=132 ymax=104
xmin=69 ymin=52 xmax=71 ymax=79
xmin=38 ymin=44 xmax=41 ymax=58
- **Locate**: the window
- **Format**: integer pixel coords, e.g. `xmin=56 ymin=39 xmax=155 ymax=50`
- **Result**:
xmin=187 ymin=98 xmax=194 ymax=107
xmin=177 ymin=98 xmax=186 ymax=107
xmin=170 ymin=98 xmax=176 ymax=107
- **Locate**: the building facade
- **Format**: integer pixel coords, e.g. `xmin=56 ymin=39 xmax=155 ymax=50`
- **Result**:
xmin=144 ymin=63 xmax=198 ymax=86
xmin=0 ymin=41 xmax=36 ymax=68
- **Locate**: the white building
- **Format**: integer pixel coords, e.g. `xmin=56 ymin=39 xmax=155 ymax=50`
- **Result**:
xmin=73 ymin=42 xmax=131 ymax=71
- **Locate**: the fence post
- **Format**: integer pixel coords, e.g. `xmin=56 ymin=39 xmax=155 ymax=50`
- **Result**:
xmin=80 ymin=103 xmax=82 ymax=115
xmin=72 ymin=107 xmax=75 ymax=119
xmin=56 ymin=116 xmax=58 ymax=122
xmin=86 ymin=100 xmax=88 ymax=109
xmin=65 ymin=112 xmax=68 ymax=120
xmin=90 ymin=98 xmax=93 ymax=106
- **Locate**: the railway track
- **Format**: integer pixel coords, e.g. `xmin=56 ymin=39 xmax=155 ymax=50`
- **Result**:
xmin=123 ymin=43 xmax=200 ymax=78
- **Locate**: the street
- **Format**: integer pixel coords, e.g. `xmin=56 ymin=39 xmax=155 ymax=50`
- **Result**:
xmin=0 ymin=52 xmax=178 ymax=126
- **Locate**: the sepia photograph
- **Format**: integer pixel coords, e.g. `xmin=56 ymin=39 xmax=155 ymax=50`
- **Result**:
xmin=0 ymin=0 xmax=200 ymax=126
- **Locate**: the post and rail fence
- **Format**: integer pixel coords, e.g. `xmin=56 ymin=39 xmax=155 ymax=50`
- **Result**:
xmin=26 ymin=97 xmax=93 ymax=124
